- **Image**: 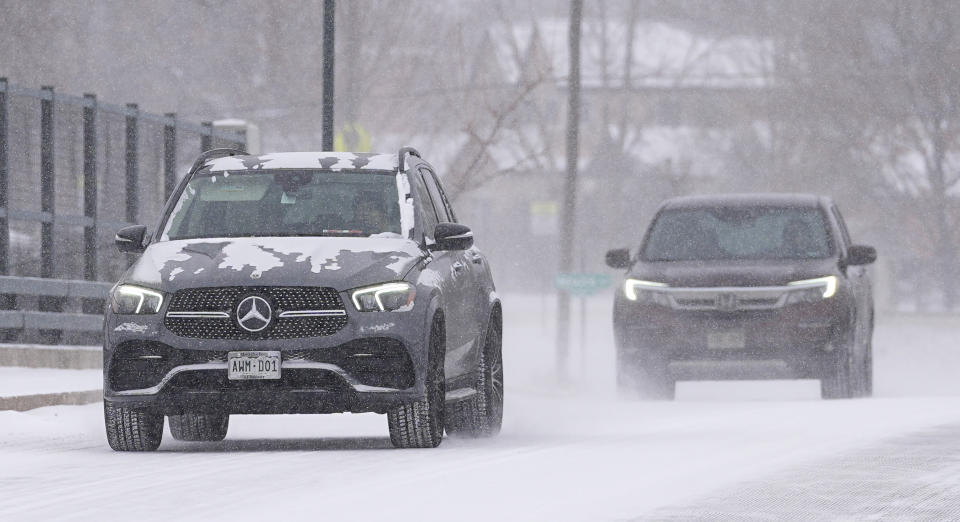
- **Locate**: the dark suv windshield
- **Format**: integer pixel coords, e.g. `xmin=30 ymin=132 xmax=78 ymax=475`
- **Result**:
xmin=160 ymin=169 xmax=406 ymax=240
xmin=642 ymin=206 xmax=833 ymax=261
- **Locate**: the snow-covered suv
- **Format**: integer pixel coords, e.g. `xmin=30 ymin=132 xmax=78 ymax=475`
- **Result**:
xmin=103 ymin=147 xmax=503 ymax=450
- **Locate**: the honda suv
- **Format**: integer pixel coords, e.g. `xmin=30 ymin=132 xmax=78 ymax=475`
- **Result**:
xmin=606 ymin=194 xmax=876 ymax=400
xmin=104 ymin=147 xmax=503 ymax=450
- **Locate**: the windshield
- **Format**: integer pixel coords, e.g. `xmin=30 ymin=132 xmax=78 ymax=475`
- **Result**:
xmin=160 ymin=169 xmax=407 ymax=240
xmin=642 ymin=206 xmax=833 ymax=262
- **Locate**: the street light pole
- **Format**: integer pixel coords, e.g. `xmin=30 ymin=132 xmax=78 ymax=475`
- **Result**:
xmin=556 ymin=0 xmax=583 ymax=382
xmin=321 ymin=0 xmax=336 ymax=151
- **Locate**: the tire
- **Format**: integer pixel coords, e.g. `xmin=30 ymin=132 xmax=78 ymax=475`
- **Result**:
xmin=446 ymin=310 xmax=504 ymax=437
xmin=862 ymin=339 xmax=873 ymax=398
xmin=822 ymin=319 xmax=866 ymax=400
xmin=104 ymin=401 xmax=164 ymax=452
xmin=388 ymin=315 xmax=445 ymax=448
xmin=821 ymin=346 xmax=854 ymax=399
xmin=619 ymin=352 xmax=675 ymax=400
xmin=168 ymin=413 xmax=229 ymax=442
xmin=862 ymin=314 xmax=874 ymax=397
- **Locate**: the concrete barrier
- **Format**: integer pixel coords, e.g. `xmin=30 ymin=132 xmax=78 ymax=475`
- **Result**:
xmin=0 ymin=389 xmax=101 ymax=411
xmin=0 ymin=343 xmax=101 ymax=369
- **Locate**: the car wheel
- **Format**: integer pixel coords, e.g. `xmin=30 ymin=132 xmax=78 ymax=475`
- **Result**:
xmin=821 ymin=343 xmax=854 ymax=400
xmin=862 ymin=314 xmax=874 ymax=397
xmin=388 ymin=315 xmax=445 ymax=448
xmin=446 ymin=310 xmax=504 ymax=437
xmin=862 ymin=339 xmax=873 ymax=397
xmin=168 ymin=413 xmax=229 ymax=442
xmin=104 ymin=401 xmax=164 ymax=452
xmin=619 ymin=352 xmax=674 ymax=400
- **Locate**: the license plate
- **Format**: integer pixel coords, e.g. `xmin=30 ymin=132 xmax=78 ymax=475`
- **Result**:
xmin=227 ymin=351 xmax=281 ymax=380
xmin=707 ymin=330 xmax=746 ymax=350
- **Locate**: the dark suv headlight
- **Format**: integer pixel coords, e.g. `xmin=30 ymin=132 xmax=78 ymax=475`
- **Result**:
xmin=623 ymin=279 xmax=671 ymax=306
xmin=351 ymin=282 xmax=416 ymax=312
xmin=111 ymin=285 xmax=164 ymax=314
xmin=786 ymin=276 xmax=838 ymax=304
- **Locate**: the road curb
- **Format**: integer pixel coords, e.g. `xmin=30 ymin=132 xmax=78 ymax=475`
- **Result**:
xmin=0 ymin=389 xmax=101 ymax=411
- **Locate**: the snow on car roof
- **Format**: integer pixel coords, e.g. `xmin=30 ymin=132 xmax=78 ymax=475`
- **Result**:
xmin=203 ymin=152 xmax=401 ymax=172
xmin=662 ymin=193 xmax=827 ymax=209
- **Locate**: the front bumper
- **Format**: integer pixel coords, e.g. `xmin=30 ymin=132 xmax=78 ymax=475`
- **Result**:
xmin=614 ymin=297 xmax=849 ymax=380
xmin=103 ymin=302 xmax=430 ymax=415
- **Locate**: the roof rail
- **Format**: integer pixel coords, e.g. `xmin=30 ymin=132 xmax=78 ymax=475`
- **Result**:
xmin=397 ymin=147 xmax=421 ymax=172
xmin=190 ymin=147 xmax=248 ymax=174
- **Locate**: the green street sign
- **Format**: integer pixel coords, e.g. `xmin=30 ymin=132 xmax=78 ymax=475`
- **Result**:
xmin=554 ymin=272 xmax=614 ymax=296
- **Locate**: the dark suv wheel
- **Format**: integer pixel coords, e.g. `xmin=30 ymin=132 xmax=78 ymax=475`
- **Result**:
xmin=446 ymin=310 xmax=504 ymax=437
xmin=169 ymin=413 xmax=230 ymax=442
xmin=618 ymin=351 xmax=675 ymax=400
xmin=104 ymin=402 xmax=164 ymax=452
xmin=387 ymin=315 xmax=445 ymax=448
xmin=820 ymin=327 xmax=861 ymax=399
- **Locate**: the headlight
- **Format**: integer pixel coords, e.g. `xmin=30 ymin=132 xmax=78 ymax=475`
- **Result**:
xmin=351 ymin=282 xmax=416 ymax=312
xmin=624 ymin=279 xmax=671 ymax=306
xmin=786 ymin=276 xmax=838 ymax=304
xmin=111 ymin=285 xmax=164 ymax=314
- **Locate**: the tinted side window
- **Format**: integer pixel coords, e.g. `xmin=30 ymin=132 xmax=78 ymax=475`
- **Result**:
xmin=410 ymin=169 xmax=439 ymax=239
xmin=831 ymin=206 xmax=852 ymax=248
xmin=419 ymin=167 xmax=451 ymax=222
xmin=430 ymin=170 xmax=458 ymax=223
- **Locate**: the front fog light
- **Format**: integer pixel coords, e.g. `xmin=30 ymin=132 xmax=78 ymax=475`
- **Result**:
xmin=111 ymin=285 xmax=164 ymax=314
xmin=351 ymin=282 xmax=416 ymax=312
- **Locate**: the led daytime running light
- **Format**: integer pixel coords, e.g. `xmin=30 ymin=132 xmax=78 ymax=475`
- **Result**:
xmin=787 ymin=276 xmax=838 ymax=299
xmin=624 ymin=279 xmax=669 ymax=301
xmin=351 ymin=282 xmax=415 ymax=312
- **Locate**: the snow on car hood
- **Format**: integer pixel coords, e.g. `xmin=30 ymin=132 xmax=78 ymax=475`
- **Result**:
xmin=124 ymin=236 xmax=425 ymax=292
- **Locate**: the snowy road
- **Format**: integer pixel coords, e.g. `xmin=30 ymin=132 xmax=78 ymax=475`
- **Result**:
xmin=1 ymin=297 xmax=958 ymax=521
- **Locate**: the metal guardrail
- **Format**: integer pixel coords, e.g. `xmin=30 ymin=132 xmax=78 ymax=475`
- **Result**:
xmin=0 ymin=78 xmax=247 ymax=343
xmin=0 ymin=276 xmax=111 ymax=332
xmin=0 ymin=78 xmax=247 ymax=315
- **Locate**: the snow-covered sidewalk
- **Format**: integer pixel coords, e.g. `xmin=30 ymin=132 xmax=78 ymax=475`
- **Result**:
xmin=0 ymin=367 xmax=102 ymax=398
xmin=0 ymin=367 xmax=102 ymax=411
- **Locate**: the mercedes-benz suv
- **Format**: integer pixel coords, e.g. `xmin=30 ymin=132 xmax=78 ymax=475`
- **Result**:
xmin=606 ymin=194 xmax=876 ymax=400
xmin=103 ymin=147 xmax=503 ymax=450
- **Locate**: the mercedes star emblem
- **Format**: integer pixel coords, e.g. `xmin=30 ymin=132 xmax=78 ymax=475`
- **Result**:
xmin=236 ymin=295 xmax=272 ymax=332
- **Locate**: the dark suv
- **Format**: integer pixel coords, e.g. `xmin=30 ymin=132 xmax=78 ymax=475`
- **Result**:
xmin=606 ymin=194 xmax=876 ymax=400
xmin=103 ymin=147 xmax=503 ymax=450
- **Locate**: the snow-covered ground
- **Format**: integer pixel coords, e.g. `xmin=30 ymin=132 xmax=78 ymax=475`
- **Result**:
xmin=0 ymin=368 xmax=101 ymax=398
xmin=0 ymin=294 xmax=958 ymax=520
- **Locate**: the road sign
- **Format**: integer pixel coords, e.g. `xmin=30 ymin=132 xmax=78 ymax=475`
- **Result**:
xmin=554 ymin=272 xmax=613 ymax=296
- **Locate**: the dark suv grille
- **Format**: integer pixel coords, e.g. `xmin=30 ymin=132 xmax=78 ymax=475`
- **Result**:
xmin=164 ymin=286 xmax=348 ymax=339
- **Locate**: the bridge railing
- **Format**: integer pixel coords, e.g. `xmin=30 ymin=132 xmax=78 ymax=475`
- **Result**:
xmin=0 ymin=78 xmax=247 ymax=344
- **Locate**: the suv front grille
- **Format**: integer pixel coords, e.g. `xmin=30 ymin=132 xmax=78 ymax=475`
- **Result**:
xmin=164 ymin=286 xmax=348 ymax=339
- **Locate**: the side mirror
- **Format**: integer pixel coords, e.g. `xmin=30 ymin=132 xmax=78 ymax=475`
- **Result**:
xmin=847 ymin=244 xmax=877 ymax=266
xmin=116 ymin=225 xmax=148 ymax=254
xmin=606 ymin=248 xmax=632 ymax=269
xmin=432 ymin=223 xmax=473 ymax=251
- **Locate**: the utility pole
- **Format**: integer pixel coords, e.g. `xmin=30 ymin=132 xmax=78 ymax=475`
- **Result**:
xmin=321 ymin=0 xmax=336 ymax=151
xmin=556 ymin=0 xmax=583 ymax=382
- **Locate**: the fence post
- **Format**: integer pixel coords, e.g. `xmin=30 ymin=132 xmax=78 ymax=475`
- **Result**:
xmin=201 ymin=121 xmax=212 ymax=151
xmin=163 ymin=113 xmax=177 ymax=199
xmin=0 ymin=78 xmax=13 ymax=332
xmin=0 ymin=78 xmax=7 ymax=279
xmin=40 ymin=86 xmax=62 ymax=342
xmin=82 ymin=94 xmax=99 ymax=314
xmin=124 ymin=103 xmax=139 ymax=227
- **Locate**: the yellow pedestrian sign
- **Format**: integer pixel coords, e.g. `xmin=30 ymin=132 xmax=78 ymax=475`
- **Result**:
xmin=334 ymin=123 xmax=372 ymax=152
